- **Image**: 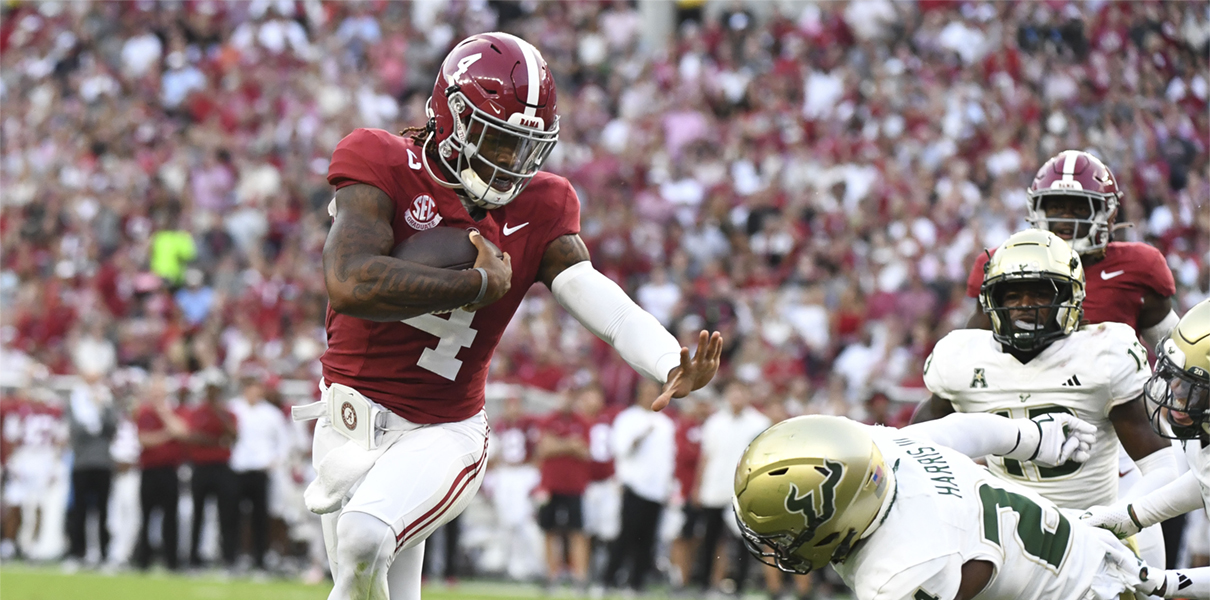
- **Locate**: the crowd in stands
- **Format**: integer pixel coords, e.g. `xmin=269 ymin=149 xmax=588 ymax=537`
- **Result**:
xmin=0 ymin=0 xmax=1207 ymax=594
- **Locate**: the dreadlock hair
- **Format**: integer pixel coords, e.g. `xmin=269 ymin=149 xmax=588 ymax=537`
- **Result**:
xmin=398 ymin=119 xmax=435 ymax=145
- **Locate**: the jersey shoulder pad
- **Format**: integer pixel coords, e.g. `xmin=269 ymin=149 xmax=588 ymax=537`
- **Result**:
xmin=1079 ymin=322 xmax=1146 ymax=357
xmin=509 ymin=172 xmax=581 ymax=240
xmin=1111 ymin=242 xmax=1175 ymax=297
xmin=327 ymin=128 xmax=415 ymax=192
xmin=924 ymin=330 xmax=987 ymax=397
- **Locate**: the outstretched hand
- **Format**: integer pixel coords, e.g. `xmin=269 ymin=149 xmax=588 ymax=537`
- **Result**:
xmin=652 ymin=331 xmax=723 ymax=412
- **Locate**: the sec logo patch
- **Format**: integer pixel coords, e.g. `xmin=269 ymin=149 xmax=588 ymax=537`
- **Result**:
xmin=341 ymin=401 xmax=358 ymax=431
xmin=404 ymin=195 xmax=442 ymax=230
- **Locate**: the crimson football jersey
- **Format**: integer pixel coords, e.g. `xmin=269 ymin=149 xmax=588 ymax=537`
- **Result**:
xmin=674 ymin=413 xmax=703 ymax=500
xmin=322 ymin=129 xmax=581 ymax=424
xmin=0 ymin=397 xmax=65 ymax=465
xmin=585 ymin=406 xmax=620 ymax=482
xmin=967 ymin=241 xmax=1175 ymax=333
xmin=491 ymin=414 xmax=536 ymax=466
xmin=535 ymin=410 xmax=591 ymax=495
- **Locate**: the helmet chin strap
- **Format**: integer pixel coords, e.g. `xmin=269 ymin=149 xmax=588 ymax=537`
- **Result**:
xmin=421 ymin=133 xmax=461 ymax=190
xmin=457 ymin=166 xmax=519 ymax=209
xmin=422 ymin=132 xmax=518 ymax=210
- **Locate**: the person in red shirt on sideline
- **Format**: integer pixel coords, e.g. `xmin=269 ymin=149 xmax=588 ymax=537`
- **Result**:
xmin=133 ymin=378 xmax=188 ymax=571
xmin=965 ymin=150 xmax=1178 ymax=350
xmin=576 ymin=385 xmax=621 ymax=579
xmin=534 ymin=390 xmax=592 ymax=591
xmin=300 ymin=31 xmax=722 ymax=600
xmin=184 ymin=372 xmax=238 ymax=568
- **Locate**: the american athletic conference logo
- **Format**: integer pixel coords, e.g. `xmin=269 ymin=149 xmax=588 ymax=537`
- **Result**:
xmin=340 ymin=401 xmax=357 ymax=431
xmin=405 ymin=194 xmax=442 ymax=230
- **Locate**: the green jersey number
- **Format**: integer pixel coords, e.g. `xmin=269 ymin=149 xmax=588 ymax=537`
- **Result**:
xmin=979 ymin=483 xmax=1071 ymax=569
xmin=993 ymin=405 xmax=1082 ymax=479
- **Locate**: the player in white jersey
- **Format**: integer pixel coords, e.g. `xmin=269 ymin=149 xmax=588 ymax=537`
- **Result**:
xmin=911 ymin=230 xmax=1178 ymax=570
xmin=733 ymin=414 xmax=1161 ymax=600
xmin=1081 ymin=300 xmax=1210 ymax=599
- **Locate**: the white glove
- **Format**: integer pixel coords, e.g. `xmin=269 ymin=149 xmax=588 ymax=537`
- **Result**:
xmin=1080 ymin=502 xmax=1145 ymax=539
xmin=1097 ymin=530 xmax=1164 ymax=597
xmin=1005 ymin=413 xmax=1097 ymax=467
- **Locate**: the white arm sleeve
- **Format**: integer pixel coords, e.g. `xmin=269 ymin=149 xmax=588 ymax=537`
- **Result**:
xmin=1123 ymin=445 xmax=1180 ymax=502
xmin=1130 ymin=468 xmax=1203 ymax=527
xmin=1156 ymin=566 xmax=1210 ymax=598
xmin=1140 ymin=309 xmax=1179 ymax=353
xmin=902 ymin=413 xmax=1032 ymax=460
xmin=551 ymin=261 xmax=683 ymax=383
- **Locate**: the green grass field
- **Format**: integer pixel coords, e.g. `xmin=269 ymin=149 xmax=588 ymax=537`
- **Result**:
xmin=0 ymin=565 xmax=555 ymax=600
xmin=0 ymin=565 xmax=852 ymax=599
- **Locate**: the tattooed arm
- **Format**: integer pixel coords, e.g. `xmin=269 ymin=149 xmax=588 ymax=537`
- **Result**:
xmin=322 ymin=184 xmax=511 ymax=321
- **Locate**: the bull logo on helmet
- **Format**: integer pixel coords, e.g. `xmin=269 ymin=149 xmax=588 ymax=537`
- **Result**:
xmin=785 ymin=460 xmax=844 ymax=534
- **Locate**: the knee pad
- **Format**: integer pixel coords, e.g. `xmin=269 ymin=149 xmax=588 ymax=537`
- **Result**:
xmin=335 ymin=511 xmax=395 ymax=572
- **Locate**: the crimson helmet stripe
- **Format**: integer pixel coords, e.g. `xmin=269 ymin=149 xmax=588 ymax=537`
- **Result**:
xmin=1060 ymin=150 xmax=1078 ymax=182
xmin=508 ymin=33 xmax=541 ymax=117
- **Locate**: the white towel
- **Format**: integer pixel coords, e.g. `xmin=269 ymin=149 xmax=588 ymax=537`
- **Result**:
xmin=304 ymin=421 xmax=406 ymax=514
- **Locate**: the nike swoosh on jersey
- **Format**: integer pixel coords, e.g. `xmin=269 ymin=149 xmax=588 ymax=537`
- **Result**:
xmin=503 ymin=222 xmax=530 ymax=236
xmin=1100 ymin=270 xmax=1126 ymax=280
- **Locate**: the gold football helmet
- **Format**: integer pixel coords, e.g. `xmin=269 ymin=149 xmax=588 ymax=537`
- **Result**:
xmin=980 ymin=229 xmax=1085 ymax=352
xmin=732 ymin=416 xmax=894 ymax=575
xmin=1146 ymin=299 xmax=1210 ymax=440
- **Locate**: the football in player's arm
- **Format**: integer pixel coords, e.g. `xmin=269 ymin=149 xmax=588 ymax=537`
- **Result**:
xmin=1081 ymin=300 xmax=1210 ymax=600
xmin=964 ymin=150 xmax=1178 ymax=352
xmin=732 ymin=413 xmax=1160 ymax=600
xmin=323 ymin=165 xmax=721 ymax=411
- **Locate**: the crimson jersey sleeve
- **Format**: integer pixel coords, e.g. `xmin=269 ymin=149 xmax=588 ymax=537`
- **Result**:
xmin=327 ymin=128 xmax=409 ymax=193
xmin=1130 ymin=243 xmax=1176 ymax=298
xmin=542 ymin=175 xmax=581 ymax=245
xmin=966 ymin=250 xmax=993 ymax=299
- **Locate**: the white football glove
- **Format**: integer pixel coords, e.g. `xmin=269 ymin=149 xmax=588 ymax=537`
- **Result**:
xmin=1005 ymin=413 xmax=1097 ymax=467
xmin=1080 ymin=502 xmax=1145 ymax=539
xmin=1098 ymin=530 xmax=1165 ymax=597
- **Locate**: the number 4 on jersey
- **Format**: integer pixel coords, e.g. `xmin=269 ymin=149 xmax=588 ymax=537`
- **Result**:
xmin=402 ymin=310 xmax=478 ymax=380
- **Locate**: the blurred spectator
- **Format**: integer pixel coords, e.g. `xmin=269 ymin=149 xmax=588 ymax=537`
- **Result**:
xmin=577 ymin=384 xmax=621 ymax=582
xmin=133 ymin=378 xmax=188 ymax=571
xmin=226 ymin=376 xmax=289 ymax=572
xmin=174 ymin=269 xmax=216 ymax=327
xmin=149 ymin=206 xmax=198 ymax=287
xmin=485 ymin=394 xmax=543 ymax=582
xmin=669 ymin=395 xmax=710 ymax=591
xmin=534 ymin=390 xmax=592 ymax=591
xmin=64 ymin=373 xmax=119 ymax=567
xmin=690 ymin=381 xmax=769 ymax=595
xmin=184 ymin=372 xmax=238 ymax=568
xmin=0 ymin=0 xmax=1206 ymax=587
xmin=602 ymin=380 xmax=675 ymax=594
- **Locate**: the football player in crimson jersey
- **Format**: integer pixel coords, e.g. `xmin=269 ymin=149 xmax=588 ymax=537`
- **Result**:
xmin=310 ymin=32 xmax=722 ymax=600
xmin=965 ymin=150 xmax=1178 ymax=351
xmin=484 ymin=394 xmax=543 ymax=581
